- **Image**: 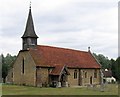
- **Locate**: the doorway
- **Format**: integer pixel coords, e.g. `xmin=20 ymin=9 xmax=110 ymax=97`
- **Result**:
xmin=60 ymin=73 xmax=67 ymax=87
xmin=90 ymin=76 xmax=93 ymax=85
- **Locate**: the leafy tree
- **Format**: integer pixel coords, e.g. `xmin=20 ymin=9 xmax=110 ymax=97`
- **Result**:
xmin=93 ymin=53 xmax=111 ymax=69
xmin=0 ymin=54 xmax=3 ymax=82
xmin=93 ymin=53 xmax=120 ymax=82
xmin=2 ymin=53 xmax=16 ymax=83
xmin=111 ymin=57 xmax=120 ymax=82
xmin=111 ymin=58 xmax=116 ymax=78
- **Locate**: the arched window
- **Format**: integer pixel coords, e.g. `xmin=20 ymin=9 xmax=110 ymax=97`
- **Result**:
xmin=74 ymin=69 xmax=77 ymax=79
xmin=22 ymin=58 xmax=25 ymax=74
xmin=11 ymin=72 xmax=13 ymax=78
xmin=85 ymin=72 xmax=87 ymax=78
xmin=94 ymin=69 xmax=97 ymax=78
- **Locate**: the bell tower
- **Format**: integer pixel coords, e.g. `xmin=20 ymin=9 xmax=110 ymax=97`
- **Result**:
xmin=21 ymin=3 xmax=38 ymax=50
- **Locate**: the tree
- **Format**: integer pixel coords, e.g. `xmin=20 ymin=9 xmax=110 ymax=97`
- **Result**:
xmin=2 ymin=53 xmax=16 ymax=83
xmin=0 ymin=54 xmax=4 ymax=82
xmin=93 ymin=53 xmax=111 ymax=69
xmin=111 ymin=57 xmax=120 ymax=83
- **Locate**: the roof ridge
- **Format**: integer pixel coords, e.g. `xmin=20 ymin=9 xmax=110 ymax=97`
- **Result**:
xmin=36 ymin=45 xmax=88 ymax=53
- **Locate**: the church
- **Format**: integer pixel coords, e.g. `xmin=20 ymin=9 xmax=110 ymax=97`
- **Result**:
xmin=6 ymin=5 xmax=101 ymax=87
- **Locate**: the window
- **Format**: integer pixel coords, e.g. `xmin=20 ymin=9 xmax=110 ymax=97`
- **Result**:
xmin=85 ymin=72 xmax=87 ymax=78
xmin=74 ymin=69 xmax=77 ymax=79
xmin=31 ymin=39 xmax=36 ymax=45
xmin=11 ymin=72 xmax=13 ymax=78
xmin=22 ymin=58 xmax=25 ymax=74
xmin=48 ymin=68 xmax=51 ymax=74
xmin=94 ymin=69 xmax=97 ymax=78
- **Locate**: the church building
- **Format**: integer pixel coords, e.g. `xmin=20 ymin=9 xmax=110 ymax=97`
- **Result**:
xmin=6 ymin=5 xmax=101 ymax=87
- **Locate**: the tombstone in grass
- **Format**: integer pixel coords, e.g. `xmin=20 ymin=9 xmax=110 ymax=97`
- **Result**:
xmin=92 ymin=84 xmax=97 ymax=91
xmin=100 ymin=83 xmax=105 ymax=92
xmin=57 ymin=82 xmax=61 ymax=88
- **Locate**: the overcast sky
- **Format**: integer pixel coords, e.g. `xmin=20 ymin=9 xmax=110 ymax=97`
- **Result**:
xmin=0 ymin=0 xmax=118 ymax=59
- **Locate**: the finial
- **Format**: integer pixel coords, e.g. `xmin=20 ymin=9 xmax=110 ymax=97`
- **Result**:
xmin=88 ymin=47 xmax=90 ymax=52
xmin=29 ymin=1 xmax=31 ymax=9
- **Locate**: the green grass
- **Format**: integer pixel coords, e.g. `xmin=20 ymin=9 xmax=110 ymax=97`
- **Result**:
xmin=2 ymin=84 xmax=118 ymax=95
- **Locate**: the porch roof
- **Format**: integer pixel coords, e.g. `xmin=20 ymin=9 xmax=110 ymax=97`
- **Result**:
xmin=49 ymin=64 xmax=69 ymax=75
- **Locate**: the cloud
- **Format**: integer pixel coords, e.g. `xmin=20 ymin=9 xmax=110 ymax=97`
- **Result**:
xmin=0 ymin=0 xmax=118 ymax=59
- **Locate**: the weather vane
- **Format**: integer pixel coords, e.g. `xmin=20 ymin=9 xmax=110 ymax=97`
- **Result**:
xmin=29 ymin=1 xmax=31 ymax=9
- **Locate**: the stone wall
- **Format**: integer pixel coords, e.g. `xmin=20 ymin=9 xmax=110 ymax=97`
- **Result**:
xmin=68 ymin=69 xmax=79 ymax=86
xmin=6 ymin=68 xmax=13 ymax=84
xmin=68 ymin=68 xmax=101 ymax=86
xmin=13 ymin=51 xmax=36 ymax=86
xmin=81 ymin=69 xmax=100 ymax=86
xmin=10 ymin=51 xmax=101 ymax=87
xmin=37 ymin=68 xmax=49 ymax=87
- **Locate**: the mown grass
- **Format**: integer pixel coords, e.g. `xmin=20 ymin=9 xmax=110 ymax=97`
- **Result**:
xmin=2 ymin=84 xmax=118 ymax=95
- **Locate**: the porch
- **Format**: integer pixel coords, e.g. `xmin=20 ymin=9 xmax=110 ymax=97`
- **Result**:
xmin=49 ymin=64 xmax=70 ymax=87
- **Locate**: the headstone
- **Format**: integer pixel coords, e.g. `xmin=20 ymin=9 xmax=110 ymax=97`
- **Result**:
xmin=57 ymin=82 xmax=61 ymax=87
xmin=37 ymin=83 xmax=42 ymax=88
xmin=100 ymin=83 xmax=105 ymax=92
xmin=65 ymin=82 xmax=68 ymax=87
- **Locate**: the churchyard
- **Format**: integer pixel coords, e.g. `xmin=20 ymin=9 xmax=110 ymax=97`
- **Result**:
xmin=2 ymin=84 xmax=118 ymax=95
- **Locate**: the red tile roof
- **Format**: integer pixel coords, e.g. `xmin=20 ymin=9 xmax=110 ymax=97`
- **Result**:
xmin=29 ymin=45 xmax=101 ymax=69
xmin=49 ymin=64 xmax=65 ymax=75
xmin=103 ymin=70 xmax=112 ymax=77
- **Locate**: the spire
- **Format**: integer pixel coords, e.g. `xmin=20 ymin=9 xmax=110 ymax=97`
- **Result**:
xmin=22 ymin=2 xmax=38 ymax=38
xmin=22 ymin=3 xmax=38 ymax=50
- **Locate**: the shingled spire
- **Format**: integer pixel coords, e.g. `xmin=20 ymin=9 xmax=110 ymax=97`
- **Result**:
xmin=22 ymin=3 xmax=38 ymax=50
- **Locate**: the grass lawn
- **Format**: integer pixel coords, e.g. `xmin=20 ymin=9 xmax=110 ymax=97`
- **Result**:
xmin=2 ymin=84 xmax=118 ymax=95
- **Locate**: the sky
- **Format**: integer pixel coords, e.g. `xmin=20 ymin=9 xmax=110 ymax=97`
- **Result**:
xmin=0 ymin=0 xmax=118 ymax=59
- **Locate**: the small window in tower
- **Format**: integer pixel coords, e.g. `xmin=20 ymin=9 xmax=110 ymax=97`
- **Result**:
xmin=74 ymin=69 xmax=77 ymax=79
xmin=22 ymin=58 xmax=25 ymax=74
xmin=31 ymin=39 xmax=35 ymax=45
